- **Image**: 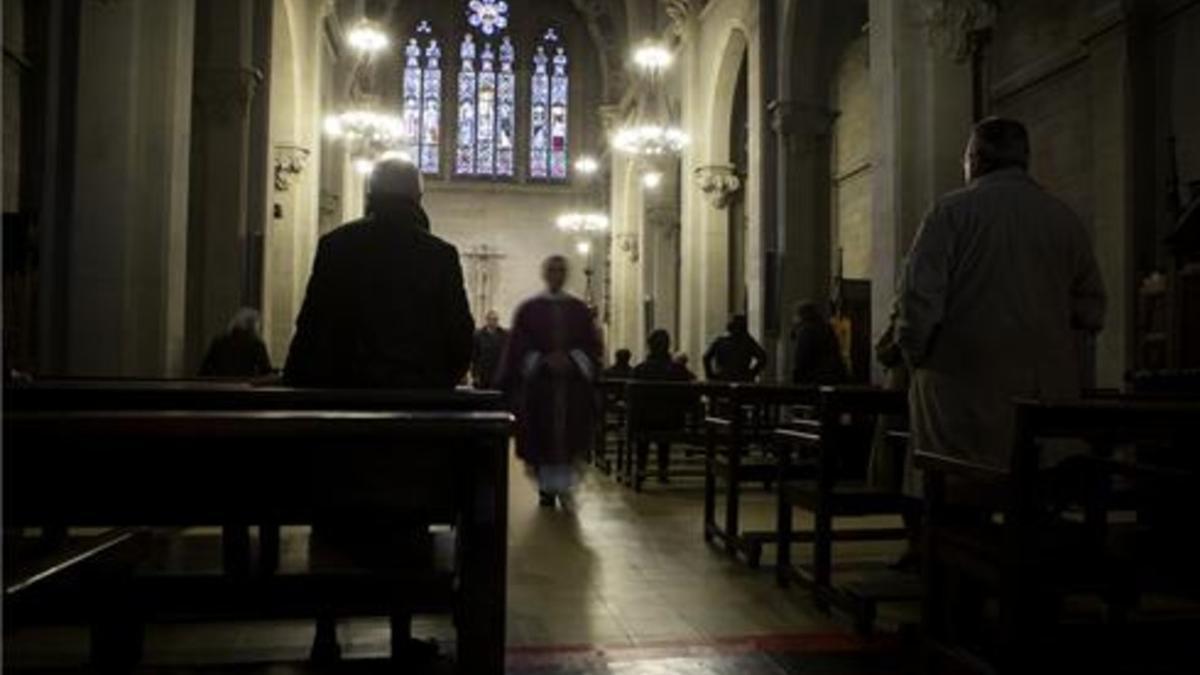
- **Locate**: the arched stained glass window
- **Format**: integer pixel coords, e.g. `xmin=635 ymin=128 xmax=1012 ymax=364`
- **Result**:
xmin=456 ymin=35 xmax=516 ymax=178
xmin=403 ymin=22 xmax=442 ymax=175
xmin=531 ymin=28 xmax=568 ymax=180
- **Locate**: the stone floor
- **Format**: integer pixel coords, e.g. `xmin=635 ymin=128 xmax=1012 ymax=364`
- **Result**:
xmin=5 ymin=452 xmax=915 ymax=673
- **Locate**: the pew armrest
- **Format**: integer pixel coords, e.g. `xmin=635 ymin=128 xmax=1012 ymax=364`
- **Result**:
xmin=914 ymin=450 xmax=1008 ymax=485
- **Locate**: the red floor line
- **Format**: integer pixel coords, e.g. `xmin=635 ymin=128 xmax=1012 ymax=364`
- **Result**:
xmin=505 ymin=631 xmax=895 ymax=665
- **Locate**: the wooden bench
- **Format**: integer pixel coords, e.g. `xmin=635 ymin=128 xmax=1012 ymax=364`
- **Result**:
xmin=915 ymin=397 xmax=1200 ymax=675
xmin=773 ymin=386 xmax=917 ymax=634
xmin=593 ymin=378 xmax=630 ymax=476
xmin=702 ymin=384 xmax=821 ymax=567
xmin=622 ymin=380 xmax=722 ymax=491
xmin=6 ymin=379 xmax=503 ymax=573
xmin=4 ymin=409 xmax=512 ymax=674
xmin=5 ymin=527 xmax=156 ymax=670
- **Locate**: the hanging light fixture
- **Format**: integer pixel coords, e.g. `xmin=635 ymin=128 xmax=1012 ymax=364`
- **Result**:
xmin=574 ymin=156 xmax=601 ymax=175
xmin=347 ymin=21 xmax=390 ymax=53
xmin=612 ymin=42 xmax=688 ymax=157
xmin=555 ymin=212 xmax=610 ymax=233
xmin=324 ymin=109 xmax=410 ymax=172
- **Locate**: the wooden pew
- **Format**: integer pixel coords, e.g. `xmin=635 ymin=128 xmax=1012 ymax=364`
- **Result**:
xmin=593 ymin=378 xmax=629 ymax=476
xmin=915 ymin=398 xmax=1200 ymax=675
xmin=622 ymin=380 xmax=722 ymax=490
xmin=702 ymin=384 xmax=820 ymax=567
xmin=773 ymin=386 xmax=918 ymax=634
xmin=4 ymin=409 xmax=512 ymax=675
xmin=7 ymin=380 xmax=503 ymax=572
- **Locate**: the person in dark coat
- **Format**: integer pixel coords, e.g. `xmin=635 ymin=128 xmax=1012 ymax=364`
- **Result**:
xmin=496 ymin=255 xmax=602 ymax=508
xmin=790 ymin=301 xmax=848 ymax=385
xmin=283 ymin=159 xmax=474 ymax=388
xmin=471 ymin=309 xmax=509 ymax=389
xmin=280 ymin=158 xmax=473 ymax=665
xmin=604 ymin=348 xmax=634 ymax=379
xmin=632 ymin=329 xmax=695 ymax=482
xmin=199 ymin=308 xmax=273 ymax=378
xmin=702 ymin=314 xmax=768 ymax=382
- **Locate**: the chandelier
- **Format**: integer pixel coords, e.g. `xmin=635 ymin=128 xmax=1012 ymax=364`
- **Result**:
xmin=323 ymin=109 xmax=410 ymax=171
xmin=612 ymin=42 xmax=688 ymax=157
xmin=555 ymin=212 xmax=610 ymax=233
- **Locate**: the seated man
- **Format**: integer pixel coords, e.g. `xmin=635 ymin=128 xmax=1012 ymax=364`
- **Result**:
xmin=283 ymin=159 xmax=473 ymax=388
xmin=632 ymin=329 xmax=695 ymax=483
xmin=604 ymin=348 xmax=634 ymax=379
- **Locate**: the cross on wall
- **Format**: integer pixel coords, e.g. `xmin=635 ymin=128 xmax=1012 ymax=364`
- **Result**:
xmin=461 ymin=244 xmax=506 ymax=321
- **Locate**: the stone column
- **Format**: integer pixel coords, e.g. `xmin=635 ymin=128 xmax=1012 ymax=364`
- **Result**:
xmin=66 ymin=0 xmax=195 ymax=376
xmin=608 ymin=153 xmax=641 ymax=359
xmin=186 ymin=0 xmax=264 ymax=370
xmin=869 ymin=0 xmax=972 ymax=381
xmin=1084 ymin=7 xmax=1135 ymax=387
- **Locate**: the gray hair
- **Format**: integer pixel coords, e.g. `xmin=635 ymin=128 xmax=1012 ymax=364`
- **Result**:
xmin=227 ymin=307 xmax=262 ymax=336
xmin=368 ymin=158 xmax=424 ymax=202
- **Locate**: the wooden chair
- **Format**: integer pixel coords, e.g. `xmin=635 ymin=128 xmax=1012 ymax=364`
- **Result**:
xmin=916 ymin=397 xmax=1200 ymax=675
xmin=593 ymin=378 xmax=629 ymax=476
xmin=702 ymin=384 xmax=820 ymax=567
xmin=773 ymin=386 xmax=918 ymax=634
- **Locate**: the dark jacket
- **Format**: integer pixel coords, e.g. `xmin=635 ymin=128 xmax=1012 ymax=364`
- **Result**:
xmin=472 ymin=327 xmax=509 ymax=389
xmin=791 ymin=319 xmax=848 ymax=385
xmin=702 ymin=333 xmax=768 ymax=382
xmin=632 ymin=354 xmax=696 ymax=430
xmin=283 ymin=202 xmax=474 ymax=388
xmin=200 ymin=330 xmax=272 ymax=378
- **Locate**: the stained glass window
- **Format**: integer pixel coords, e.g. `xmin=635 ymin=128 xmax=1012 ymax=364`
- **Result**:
xmin=455 ymin=35 xmax=477 ymax=175
xmin=531 ymin=28 xmax=567 ymax=180
xmin=403 ymin=22 xmax=442 ymax=175
xmin=455 ymin=33 xmax=515 ymax=177
xmin=468 ymin=0 xmax=509 ymax=36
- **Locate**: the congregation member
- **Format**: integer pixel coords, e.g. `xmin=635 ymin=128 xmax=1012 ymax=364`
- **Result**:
xmin=789 ymin=301 xmax=848 ymax=385
xmin=283 ymin=159 xmax=474 ymax=388
xmin=897 ymin=117 xmax=1107 ymax=477
xmin=604 ymin=348 xmax=634 ymax=379
xmin=702 ymin=314 xmax=768 ymax=382
xmin=471 ymin=309 xmax=509 ymax=389
xmin=674 ymin=353 xmax=698 ymax=381
xmin=632 ymin=329 xmax=694 ymax=483
xmin=497 ymin=255 xmax=603 ymax=508
xmin=198 ymin=308 xmax=273 ymax=378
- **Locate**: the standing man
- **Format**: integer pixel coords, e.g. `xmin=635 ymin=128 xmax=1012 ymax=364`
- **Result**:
xmin=898 ymin=117 xmax=1106 ymax=474
xmin=497 ymin=255 xmax=602 ymax=508
xmin=702 ymin=314 xmax=768 ymax=382
xmin=472 ymin=310 xmax=509 ymax=389
xmin=283 ymin=159 xmax=474 ymax=388
xmin=790 ymin=301 xmax=848 ymax=385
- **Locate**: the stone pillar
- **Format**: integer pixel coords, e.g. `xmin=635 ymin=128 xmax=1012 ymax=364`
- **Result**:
xmin=66 ymin=0 xmax=195 ymax=376
xmin=608 ymin=154 xmax=641 ymax=359
xmin=186 ymin=0 xmax=264 ymax=370
xmin=771 ymin=98 xmax=835 ymax=375
xmin=1084 ymin=8 xmax=1135 ymax=387
xmin=869 ymin=0 xmax=972 ymax=381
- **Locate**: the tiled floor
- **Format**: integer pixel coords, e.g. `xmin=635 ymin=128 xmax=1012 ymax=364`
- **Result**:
xmin=6 ymin=452 xmax=913 ymax=673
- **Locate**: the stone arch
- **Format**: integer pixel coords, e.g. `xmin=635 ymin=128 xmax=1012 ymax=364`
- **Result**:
xmin=707 ymin=25 xmax=750 ymax=167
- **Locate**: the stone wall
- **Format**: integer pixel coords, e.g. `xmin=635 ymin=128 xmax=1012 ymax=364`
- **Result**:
xmin=831 ymin=32 xmax=873 ymax=280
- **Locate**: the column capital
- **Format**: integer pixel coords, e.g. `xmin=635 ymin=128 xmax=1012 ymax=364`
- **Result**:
xmin=692 ymin=164 xmax=742 ymax=210
xmin=194 ymin=66 xmax=263 ymax=123
xmin=918 ymin=0 xmax=997 ymax=63
xmin=768 ymin=99 xmax=836 ymax=139
xmin=665 ymin=0 xmax=705 ymax=37
xmin=273 ymin=144 xmax=311 ymax=192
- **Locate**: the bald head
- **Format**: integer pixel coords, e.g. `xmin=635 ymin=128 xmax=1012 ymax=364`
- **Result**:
xmin=369 ymin=158 xmax=424 ymax=203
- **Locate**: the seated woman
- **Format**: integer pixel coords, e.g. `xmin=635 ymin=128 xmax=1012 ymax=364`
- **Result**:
xmin=632 ymin=330 xmax=695 ymax=483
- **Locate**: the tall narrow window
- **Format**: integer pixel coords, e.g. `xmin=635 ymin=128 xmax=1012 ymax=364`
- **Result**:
xmin=403 ymin=22 xmax=442 ymax=175
xmin=476 ymin=43 xmax=496 ymax=174
xmin=531 ymin=28 xmax=567 ymax=180
xmin=455 ymin=35 xmax=477 ymax=174
xmin=456 ymin=34 xmax=516 ymax=178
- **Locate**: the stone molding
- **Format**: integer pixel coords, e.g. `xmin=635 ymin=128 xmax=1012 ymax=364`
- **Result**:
xmin=273 ymin=144 xmax=311 ymax=192
xmin=768 ymin=99 xmax=837 ymax=138
xmin=918 ymin=0 xmax=998 ymax=63
xmin=692 ymin=164 xmax=742 ymax=210
xmin=194 ymin=66 xmax=263 ymax=123
xmin=615 ymin=232 xmax=639 ymax=264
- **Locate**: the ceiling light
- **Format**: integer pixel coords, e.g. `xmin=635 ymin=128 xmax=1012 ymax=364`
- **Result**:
xmin=575 ymin=240 xmax=592 ymax=256
xmin=612 ymin=125 xmax=689 ymax=156
xmin=633 ymin=43 xmax=672 ymax=72
xmin=574 ymin=156 xmax=600 ymax=175
xmin=348 ymin=22 xmax=390 ymax=53
xmin=353 ymin=158 xmax=376 ymax=175
xmin=642 ymin=171 xmax=663 ymax=190
xmin=556 ymin=212 xmax=610 ymax=233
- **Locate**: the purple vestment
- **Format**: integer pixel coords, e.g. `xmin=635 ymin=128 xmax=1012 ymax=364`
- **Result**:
xmin=497 ymin=292 xmax=601 ymax=467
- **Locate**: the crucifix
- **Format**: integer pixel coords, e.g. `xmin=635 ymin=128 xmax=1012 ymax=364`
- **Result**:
xmin=461 ymin=244 xmax=506 ymax=321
